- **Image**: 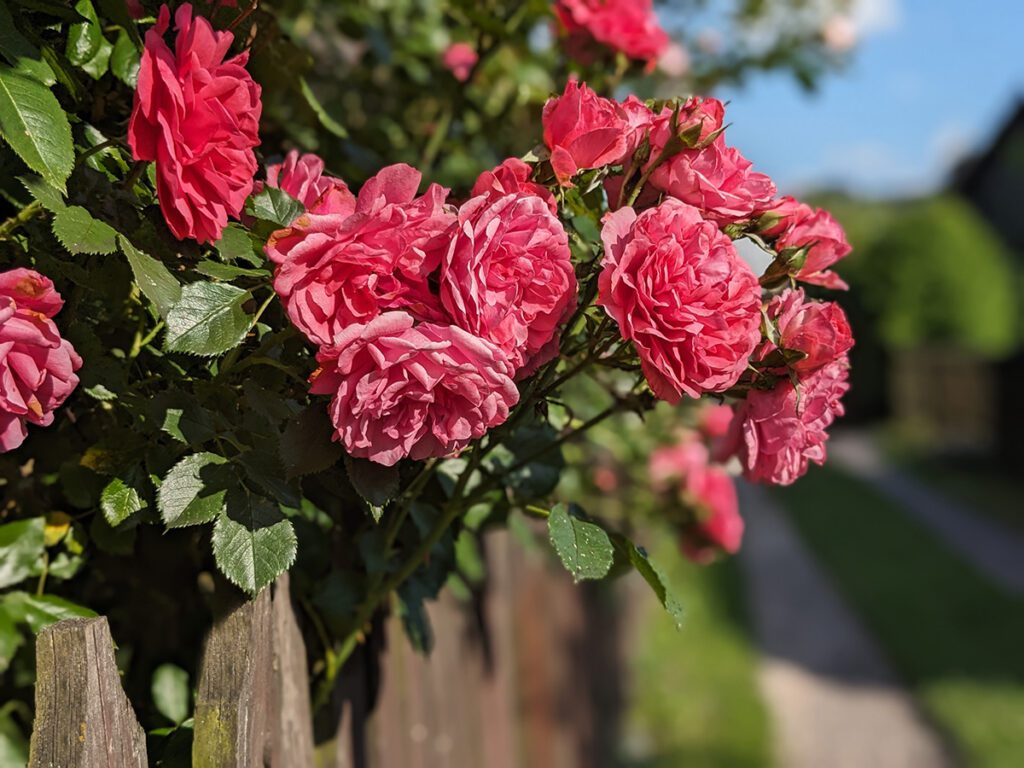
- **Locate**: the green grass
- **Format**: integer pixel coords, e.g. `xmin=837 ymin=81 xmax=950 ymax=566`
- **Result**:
xmin=621 ymin=536 xmax=773 ymax=768
xmin=775 ymin=465 xmax=1024 ymax=768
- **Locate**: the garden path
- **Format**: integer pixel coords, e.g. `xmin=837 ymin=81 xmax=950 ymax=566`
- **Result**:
xmin=829 ymin=431 xmax=1024 ymax=595
xmin=738 ymin=483 xmax=950 ymax=768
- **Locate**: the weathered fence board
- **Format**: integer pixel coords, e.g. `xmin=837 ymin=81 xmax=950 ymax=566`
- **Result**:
xmin=28 ymin=616 xmax=147 ymax=768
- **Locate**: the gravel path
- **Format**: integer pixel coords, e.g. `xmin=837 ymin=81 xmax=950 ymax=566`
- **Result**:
xmin=738 ymin=483 xmax=950 ymax=768
xmin=829 ymin=431 xmax=1024 ymax=595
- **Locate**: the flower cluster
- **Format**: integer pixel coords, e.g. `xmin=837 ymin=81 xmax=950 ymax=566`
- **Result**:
xmin=554 ymin=0 xmax=669 ymax=65
xmin=0 ymin=270 xmax=81 ymax=452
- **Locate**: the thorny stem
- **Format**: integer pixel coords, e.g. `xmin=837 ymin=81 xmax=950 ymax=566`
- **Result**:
xmin=0 ymin=201 xmax=43 ymax=241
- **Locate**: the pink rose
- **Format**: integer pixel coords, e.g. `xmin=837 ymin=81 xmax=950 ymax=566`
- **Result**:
xmin=760 ymin=289 xmax=853 ymax=374
xmin=263 ymin=150 xmax=355 ymax=214
xmin=128 ymin=4 xmax=262 ymax=244
xmin=756 ymin=195 xmax=805 ymax=238
xmin=649 ymin=439 xmax=708 ymax=489
xmin=440 ymin=192 xmax=576 ymax=376
xmin=699 ymin=403 xmax=734 ymax=439
xmin=775 ymin=203 xmax=852 ymax=290
xmin=620 ymin=95 xmax=656 ymax=159
xmin=310 ymin=313 xmax=519 ymax=466
xmin=542 ymin=80 xmax=632 ymax=186
xmin=598 ymin=199 xmax=762 ymax=403
xmin=727 ymin=356 xmax=850 ymax=485
xmin=680 ymin=467 xmax=743 ymax=562
xmin=555 ymin=0 xmax=669 ymax=64
xmin=647 ymin=100 xmax=775 ymax=225
xmin=267 ymin=164 xmax=455 ymax=346
xmin=442 ymin=42 xmax=479 ymax=82
xmin=471 ymin=158 xmax=557 ymax=215
xmin=0 ymin=270 xmax=82 ymax=452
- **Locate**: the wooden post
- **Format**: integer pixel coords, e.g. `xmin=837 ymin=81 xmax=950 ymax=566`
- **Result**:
xmin=193 ymin=574 xmax=315 ymax=768
xmin=28 ymin=617 xmax=147 ymax=768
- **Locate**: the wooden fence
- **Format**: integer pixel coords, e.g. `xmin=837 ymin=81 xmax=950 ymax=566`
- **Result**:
xmin=25 ymin=530 xmax=627 ymax=768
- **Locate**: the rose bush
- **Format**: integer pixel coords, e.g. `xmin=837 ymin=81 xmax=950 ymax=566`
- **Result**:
xmin=0 ymin=0 xmax=859 ymax=757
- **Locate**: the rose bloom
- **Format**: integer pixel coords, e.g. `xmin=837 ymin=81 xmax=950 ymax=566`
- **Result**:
xmin=649 ymin=438 xmax=708 ymax=490
xmin=776 ymin=204 xmax=852 ymax=290
xmin=555 ymin=0 xmax=669 ymax=64
xmin=128 ymin=4 xmax=262 ymax=244
xmin=756 ymin=195 xmax=805 ymax=238
xmin=761 ymin=289 xmax=853 ymax=374
xmin=647 ymin=99 xmax=774 ymax=225
xmin=543 ymin=80 xmax=633 ymax=186
xmin=0 ymin=270 xmax=82 ymax=452
xmin=263 ymin=150 xmax=355 ymax=214
xmin=699 ymin=403 xmax=734 ymax=439
xmin=440 ymin=192 xmax=576 ymax=376
xmin=599 ymin=199 xmax=762 ymax=403
xmin=311 ymin=313 xmax=519 ymax=467
xmin=471 ymin=158 xmax=557 ymax=215
xmin=267 ymin=164 xmax=455 ymax=346
xmin=680 ymin=466 xmax=744 ymax=562
xmin=442 ymin=42 xmax=478 ymax=82
xmin=727 ymin=356 xmax=850 ymax=486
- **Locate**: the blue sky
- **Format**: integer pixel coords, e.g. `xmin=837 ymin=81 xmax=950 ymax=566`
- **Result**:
xmin=716 ymin=0 xmax=1024 ymax=199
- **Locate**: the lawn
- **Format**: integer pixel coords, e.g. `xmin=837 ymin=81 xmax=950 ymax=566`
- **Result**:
xmin=620 ymin=535 xmax=773 ymax=768
xmin=774 ymin=465 xmax=1024 ymax=768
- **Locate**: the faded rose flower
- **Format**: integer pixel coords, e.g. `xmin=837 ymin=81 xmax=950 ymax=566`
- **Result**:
xmin=128 ymin=4 xmax=262 ymax=244
xmin=554 ymin=0 xmax=669 ymax=64
xmin=440 ymin=192 xmax=576 ymax=376
xmin=699 ymin=403 xmax=735 ymax=439
xmin=471 ymin=158 xmax=557 ymax=215
xmin=726 ymin=356 xmax=850 ymax=486
xmin=598 ymin=199 xmax=762 ymax=403
xmin=311 ymin=313 xmax=519 ymax=466
xmin=680 ymin=466 xmax=743 ymax=562
xmin=649 ymin=439 xmax=708 ymax=490
xmin=760 ymin=289 xmax=853 ymax=374
xmin=263 ymin=150 xmax=355 ymax=214
xmin=542 ymin=80 xmax=632 ymax=186
xmin=0 ymin=269 xmax=82 ymax=452
xmin=442 ymin=42 xmax=478 ymax=82
xmin=267 ymin=164 xmax=454 ymax=346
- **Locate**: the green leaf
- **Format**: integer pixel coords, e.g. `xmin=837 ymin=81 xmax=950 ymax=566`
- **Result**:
xmin=0 ymin=65 xmax=74 ymax=192
xmin=345 ymin=454 xmax=399 ymax=516
xmin=80 ymin=34 xmax=112 ymax=80
xmin=95 ymin=0 xmax=142 ymax=46
xmin=212 ymin=492 xmax=297 ymax=596
xmin=299 ymin=77 xmax=348 ymax=138
xmin=1 ymin=591 xmax=96 ymax=633
xmin=19 ymin=173 xmax=65 ymax=211
xmin=244 ymin=186 xmax=304 ymax=229
xmin=109 ymin=28 xmax=139 ymax=86
xmin=100 ymin=476 xmax=146 ymax=527
xmin=157 ymin=453 xmax=231 ymax=529
xmin=547 ymin=503 xmax=614 ymax=583
xmin=152 ymin=664 xmax=190 ymax=725
xmin=0 ymin=518 xmax=44 ymax=589
xmin=120 ymin=236 xmax=180 ymax=319
xmin=277 ymin=406 xmax=344 ymax=479
xmin=159 ymin=403 xmax=215 ymax=446
xmin=0 ymin=605 xmax=23 ymax=674
xmin=0 ymin=1 xmax=55 ymax=84
xmin=66 ymin=0 xmax=102 ymax=66
xmin=52 ymin=205 xmax=118 ymax=254
xmin=194 ymin=260 xmax=269 ymax=280
xmin=215 ymin=223 xmax=260 ymax=265
xmin=164 ymin=282 xmax=252 ymax=357
xmin=89 ymin=514 xmax=136 ymax=556
xmin=0 ymin=703 xmax=29 ymax=767
xmin=613 ymin=534 xmax=685 ymax=629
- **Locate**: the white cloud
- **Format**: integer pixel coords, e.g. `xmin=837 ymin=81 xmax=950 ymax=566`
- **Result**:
xmin=850 ymin=0 xmax=903 ymax=35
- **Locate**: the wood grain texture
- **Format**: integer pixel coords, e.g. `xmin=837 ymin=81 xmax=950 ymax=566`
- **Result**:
xmin=28 ymin=617 xmax=147 ymax=768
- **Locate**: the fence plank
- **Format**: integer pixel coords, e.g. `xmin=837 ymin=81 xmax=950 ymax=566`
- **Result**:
xmin=193 ymin=575 xmax=316 ymax=768
xmin=28 ymin=616 xmax=147 ymax=768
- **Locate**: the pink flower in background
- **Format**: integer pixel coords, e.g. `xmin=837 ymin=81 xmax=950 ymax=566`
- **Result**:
xmin=441 ymin=192 xmax=576 ymax=376
xmin=0 ymin=270 xmax=82 ymax=452
xmin=823 ymin=15 xmax=858 ymax=53
xmin=267 ymin=164 xmax=454 ymax=346
xmin=128 ymin=4 xmax=262 ymax=244
xmin=264 ymin=150 xmax=355 ymax=214
xmin=555 ymin=0 xmax=669 ymax=64
xmin=761 ymin=289 xmax=853 ymax=374
xmin=598 ymin=199 xmax=762 ymax=403
xmin=658 ymin=42 xmax=691 ymax=78
xmin=776 ymin=204 xmax=852 ymax=290
xmin=727 ymin=356 xmax=850 ymax=485
xmin=649 ymin=135 xmax=775 ymax=225
xmin=699 ymin=403 xmax=734 ymax=439
xmin=542 ymin=80 xmax=631 ymax=186
xmin=471 ymin=158 xmax=557 ymax=215
xmin=442 ymin=42 xmax=479 ymax=82
xmin=649 ymin=439 xmax=708 ymax=489
xmin=680 ymin=467 xmax=743 ymax=562
xmin=311 ymin=313 xmax=519 ymax=466
xmin=126 ymin=0 xmax=144 ymax=19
